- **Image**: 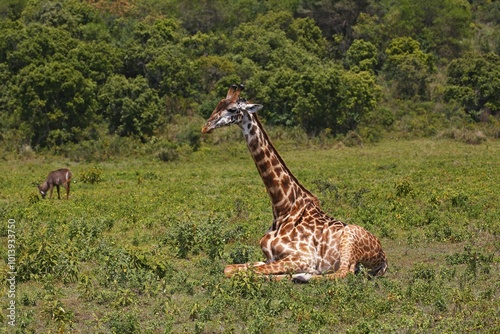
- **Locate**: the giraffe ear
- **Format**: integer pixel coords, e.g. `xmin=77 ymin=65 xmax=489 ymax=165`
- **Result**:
xmin=245 ymin=104 xmax=263 ymax=114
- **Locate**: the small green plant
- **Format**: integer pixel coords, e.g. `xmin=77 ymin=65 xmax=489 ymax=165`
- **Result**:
xmin=79 ymin=165 xmax=103 ymax=184
xmin=142 ymin=171 xmax=159 ymax=180
xmin=78 ymin=275 xmax=98 ymax=301
xmin=395 ymin=179 xmax=414 ymax=197
xmin=20 ymin=291 xmax=38 ymax=307
xmin=108 ymin=312 xmax=140 ymax=334
xmin=172 ymin=221 xmax=197 ymax=259
xmin=446 ymin=246 xmax=494 ymax=277
xmin=44 ymin=299 xmax=74 ymax=330
xmin=229 ymin=244 xmax=254 ymax=264
xmin=450 ymin=192 xmax=468 ymax=207
xmin=112 ymin=288 xmax=137 ymax=308
xmin=410 ymin=263 xmax=436 ymax=282
xmin=28 ymin=192 xmax=40 ymax=204
xmin=229 ymin=269 xmax=263 ymax=298
xmin=198 ymin=219 xmax=225 ymax=261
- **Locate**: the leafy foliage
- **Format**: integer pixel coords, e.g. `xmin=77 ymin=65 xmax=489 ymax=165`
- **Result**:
xmin=15 ymin=60 xmax=97 ymax=147
xmin=0 ymin=0 xmax=497 ymax=152
xmin=99 ymin=74 xmax=161 ymax=139
xmin=382 ymin=0 xmax=472 ymax=57
xmin=445 ymin=52 xmax=500 ymax=118
xmin=346 ymin=39 xmax=378 ymax=72
xmin=383 ymin=37 xmax=433 ymax=99
xmin=79 ymin=165 xmax=103 ymax=184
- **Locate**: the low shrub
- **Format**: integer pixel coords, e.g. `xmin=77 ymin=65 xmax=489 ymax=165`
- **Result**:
xmin=79 ymin=165 xmax=103 ymax=184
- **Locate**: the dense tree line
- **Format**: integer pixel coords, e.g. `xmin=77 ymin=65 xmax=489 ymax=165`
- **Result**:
xmin=0 ymin=0 xmax=499 ymax=150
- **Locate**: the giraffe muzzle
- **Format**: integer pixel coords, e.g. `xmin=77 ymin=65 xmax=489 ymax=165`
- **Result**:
xmin=201 ymin=123 xmax=213 ymax=134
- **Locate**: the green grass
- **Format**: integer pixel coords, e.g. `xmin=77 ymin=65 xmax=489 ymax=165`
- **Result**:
xmin=1 ymin=138 xmax=499 ymax=333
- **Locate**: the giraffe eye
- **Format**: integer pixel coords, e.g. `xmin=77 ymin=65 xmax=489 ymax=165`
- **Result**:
xmin=228 ymin=107 xmax=237 ymax=113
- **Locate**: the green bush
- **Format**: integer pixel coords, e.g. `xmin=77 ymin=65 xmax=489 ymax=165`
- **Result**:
xmin=108 ymin=312 xmax=140 ymax=334
xmin=17 ymin=238 xmax=79 ymax=282
xmin=79 ymin=165 xmax=103 ymax=184
xmin=156 ymin=142 xmax=180 ymax=162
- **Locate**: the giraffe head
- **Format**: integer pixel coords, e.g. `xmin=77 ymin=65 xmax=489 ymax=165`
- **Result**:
xmin=202 ymin=84 xmax=263 ymax=134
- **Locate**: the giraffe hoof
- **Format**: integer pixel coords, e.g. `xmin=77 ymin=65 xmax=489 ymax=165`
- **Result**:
xmin=291 ymin=273 xmax=311 ymax=284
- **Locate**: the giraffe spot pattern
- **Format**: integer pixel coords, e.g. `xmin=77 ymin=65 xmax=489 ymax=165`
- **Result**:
xmin=205 ymin=85 xmax=388 ymax=281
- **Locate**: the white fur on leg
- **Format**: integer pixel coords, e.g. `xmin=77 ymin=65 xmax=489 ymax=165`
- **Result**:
xmin=291 ymin=273 xmax=312 ymax=284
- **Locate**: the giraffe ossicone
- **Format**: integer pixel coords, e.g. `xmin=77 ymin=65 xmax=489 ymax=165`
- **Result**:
xmin=202 ymin=84 xmax=388 ymax=282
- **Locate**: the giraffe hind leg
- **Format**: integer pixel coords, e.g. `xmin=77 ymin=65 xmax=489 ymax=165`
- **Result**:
xmin=367 ymin=261 xmax=388 ymax=277
xmin=265 ymin=257 xmax=386 ymax=283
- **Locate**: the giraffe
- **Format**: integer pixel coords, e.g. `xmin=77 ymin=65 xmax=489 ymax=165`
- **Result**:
xmin=202 ymin=84 xmax=388 ymax=282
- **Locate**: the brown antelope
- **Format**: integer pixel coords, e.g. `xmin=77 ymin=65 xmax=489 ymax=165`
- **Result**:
xmin=38 ymin=168 xmax=72 ymax=200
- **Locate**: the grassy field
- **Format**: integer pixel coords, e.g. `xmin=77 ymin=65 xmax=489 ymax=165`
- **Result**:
xmin=0 ymin=137 xmax=499 ymax=333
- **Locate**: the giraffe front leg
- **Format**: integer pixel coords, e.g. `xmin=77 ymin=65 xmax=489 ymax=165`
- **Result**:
xmin=247 ymin=256 xmax=310 ymax=277
xmin=224 ymin=262 xmax=266 ymax=277
xmin=225 ymin=256 xmax=310 ymax=279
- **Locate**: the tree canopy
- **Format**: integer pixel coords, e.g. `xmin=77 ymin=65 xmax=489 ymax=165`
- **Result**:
xmin=0 ymin=0 xmax=498 ymax=150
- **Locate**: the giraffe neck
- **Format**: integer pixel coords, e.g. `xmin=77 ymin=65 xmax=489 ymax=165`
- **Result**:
xmin=240 ymin=113 xmax=319 ymax=220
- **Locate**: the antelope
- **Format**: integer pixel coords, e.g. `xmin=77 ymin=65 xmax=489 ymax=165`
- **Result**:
xmin=38 ymin=168 xmax=72 ymax=200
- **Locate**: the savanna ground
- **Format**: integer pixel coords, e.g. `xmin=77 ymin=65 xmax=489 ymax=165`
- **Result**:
xmin=0 ymin=134 xmax=499 ymax=333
